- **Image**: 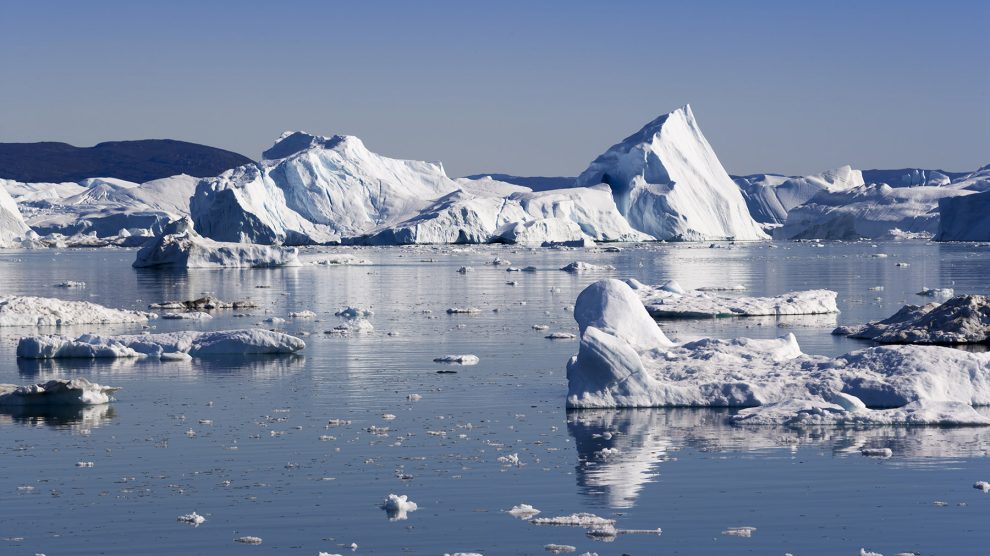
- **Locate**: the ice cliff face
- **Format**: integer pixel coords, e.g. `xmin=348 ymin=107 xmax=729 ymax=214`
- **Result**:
xmin=191 ymin=132 xmax=462 ymax=245
xmin=575 ymin=105 xmax=767 ymax=241
xmin=0 ymin=182 xmax=31 ymax=247
xmin=735 ymin=166 xmax=864 ymax=226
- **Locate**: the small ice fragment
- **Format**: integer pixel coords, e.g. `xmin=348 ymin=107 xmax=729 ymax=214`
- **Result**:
xmin=973 ymin=481 xmax=990 ymax=492
xmin=446 ymin=307 xmax=482 ymax=314
xmin=382 ymin=414 xmax=396 ymax=421
xmin=177 ymin=512 xmax=206 ymax=526
xmin=861 ymin=448 xmax=893 ymax=458
xmin=262 ymin=316 xmax=286 ymax=325
xmin=162 ymin=311 xmax=213 ymax=320
xmin=532 ymin=324 xmax=550 ymax=331
xmin=545 ymin=332 xmax=576 ymax=340
xmin=545 ymin=545 xmax=576 ymax=554
xmin=54 ymin=281 xmax=86 ymax=288
xmin=335 ymin=307 xmax=373 ymax=319
xmin=498 ymin=453 xmax=521 ymax=466
xmin=507 ymin=504 xmax=541 ymax=519
xmin=75 ymin=461 xmax=94 ymax=467
xmin=457 ymin=266 xmax=473 ymax=273
xmin=531 ymin=513 xmax=615 ymax=528
xmin=235 ymin=536 xmax=263 ymax=545
xmin=434 ymin=355 xmax=480 ymax=365
xmin=722 ymin=526 xmax=756 ymax=538
xmin=406 ymin=394 xmax=422 ymax=401
xmin=289 ymin=310 xmax=317 ymax=318
xmin=382 ymin=493 xmax=418 ymax=520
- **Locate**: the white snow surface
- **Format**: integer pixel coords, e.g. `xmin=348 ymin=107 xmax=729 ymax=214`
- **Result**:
xmin=575 ymin=105 xmax=767 ymax=241
xmin=834 ymin=295 xmax=990 ymax=344
xmin=0 ymin=295 xmax=155 ymax=327
xmin=565 ymin=279 xmax=990 ymax=427
xmin=0 ymin=378 xmax=119 ymax=406
xmin=777 ymin=183 xmax=973 ymax=240
xmin=17 ymin=329 xmax=306 ymax=359
xmin=133 ymin=217 xmax=300 ymax=269
xmin=734 ymin=165 xmax=865 ymax=225
xmin=629 ymin=279 xmax=839 ymax=318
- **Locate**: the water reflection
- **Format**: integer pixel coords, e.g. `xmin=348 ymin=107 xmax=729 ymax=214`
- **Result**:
xmin=16 ymin=354 xmax=306 ymax=379
xmin=569 ymin=408 xmax=990 ymax=508
xmin=0 ymin=403 xmax=114 ymax=431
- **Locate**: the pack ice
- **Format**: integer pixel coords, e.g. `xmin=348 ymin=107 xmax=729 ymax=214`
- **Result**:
xmin=565 ymin=279 xmax=990 ymax=426
xmin=0 ymin=378 xmax=119 ymax=406
xmin=132 ymin=217 xmax=300 ymax=268
xmin=0 ymin=295 xmax=155 ymax=326
xmin=17 ymin=329 xmax=306 ymax=359
xmin=575 ymin=105 xmax=767 ymax=241
xmin=625 ymin=278 xmax=838 ymax=318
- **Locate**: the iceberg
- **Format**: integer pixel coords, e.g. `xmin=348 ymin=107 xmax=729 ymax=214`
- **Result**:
xmin=565 ymin=279 xmax=990 ymax=426
xmin=133 ymin=217 xmax=300 ymax=269
xmin=17 ymin=329 xmax=306 ymax=359
xmin=627 ymin=279 xmax=838 ymax=318
xmin=834 ymin=295 xmax=990 ymax=344
xmin=734 ymin=166 xmax=864 ymax=226
xmin=575 ymin=105 xmax=767 ymax=241
xmin=937 ymin=178 xmax=990 ymax=241
xmin=0 ymin=180 xmax=32 ymax=247
xmin=0 ymin=295 xmax=155 ymax=327
xmin=0 ymin=378 xmax=119 ymax=406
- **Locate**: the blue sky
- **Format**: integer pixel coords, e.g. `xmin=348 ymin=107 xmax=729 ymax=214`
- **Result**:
xmin=1 ymin=0 xmax=987 ymax=177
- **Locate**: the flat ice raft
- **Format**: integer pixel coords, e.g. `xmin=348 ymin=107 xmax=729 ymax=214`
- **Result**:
xmin=0 ymin=296 xmax=155 ymax=327
xmin=17 ymin=329 xmax=305 ymax=359
xmin=0 ymin=378 xmax=118 ymax=406
xmin=627 ymin=279 xmax=838 ymax=318
xmin=565 ymin=279 xmax=990 ymax=426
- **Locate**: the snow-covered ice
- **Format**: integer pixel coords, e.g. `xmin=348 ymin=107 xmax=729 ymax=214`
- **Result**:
xmin=0 ymin=295 xmax=155 ymax=327
xmin=381 ymin=493 xmax=418 ymax=520
xmin=133 ymin=217 xmax=300 ymax=269
xmin=628 ymin=279 xmax=838 ymax=319
xmin=565 ymin=279 xmax=990 ymax=427
xmin=0 ymin=378 xmax=119 ymax=406
xmin=17 ymin=329 xmax=305 ymax=359
xmin=560 ymin=261 xmax=615 ymax=273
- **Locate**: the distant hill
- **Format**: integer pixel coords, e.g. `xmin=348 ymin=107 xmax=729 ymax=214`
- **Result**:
xmin=0 ymin=139 xmax=253 ymax=183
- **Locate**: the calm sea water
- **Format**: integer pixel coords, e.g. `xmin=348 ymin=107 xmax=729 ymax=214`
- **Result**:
xmin=1 ymin=241 xmax=989 ymax=555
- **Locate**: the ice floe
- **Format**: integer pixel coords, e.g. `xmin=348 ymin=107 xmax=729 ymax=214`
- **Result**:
xmin=0 ymin=295 xmax=155 ymax=327
xmin=0 ymin=378 xmax=119 ymax=406
xmin=17 ymin=329 xmax=305 ymax=359
xmin=560 ymin=262 xmax=615 ymax=273
xmin=381 ymin=493 xmax=418 ymax=520
xmin=627 ymin=279 xmax=839 ymax=319
xmin=434 ymin=355 xmax=480 ymax=365
xmin=565 ymin=279 xmax=990 ymax=427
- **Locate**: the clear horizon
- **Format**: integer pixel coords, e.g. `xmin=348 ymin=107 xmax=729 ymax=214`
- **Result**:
xmin=1 ymin=0 xmax=987 ymax=177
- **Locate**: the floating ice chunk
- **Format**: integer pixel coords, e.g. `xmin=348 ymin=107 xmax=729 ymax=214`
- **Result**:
xmin=0 ymin=378 xmax=118 ymax=406
xmin=310 ymin=254 xmax=371 ymax=266
xmin=289 ymin=310 xmax=317 ymax=318
xmin=17 ymin=329 xmax=305 ymax=360
xmin=324 ymin=318 xmax=374 ymax=335
xmin=262 ymin=317 xmax=286 ymax=325
xmin=53 ymin=281 xmax=86 ymax=288
xmin=917 ymin=287 xmax=955 ymax=298
xmin=161 ymin=311 xmax=213 ymax=320
xmin=133 ymin=217 xmax=300 ymax=269
xmin=632 ymin=280 xmax=839 ymax=319
xmin=335 ymin=307 xmax=373 ymax=319
xmin=381 ymin=494 xmax=418 ymax=520
xmin=546 ymin=332 xmax=576 ymax=340
xmin=545 ymin=545 xmax=576 ymax=554
xmin=235 ymin=536 xmax=263 ymax=545
xmin=434 ymin=355 xmax=480 ymax=365
xmin=565 ymin=279 xmax=990 ymax=427
xmin=531 ymin=513 xmax=615 ymax=529
xmin=507 ymin=504 xmax=541 ymax=519
xmin=457 ymin=266 xmax=473 ymax=274
xmin=406 ymin=394 xmax=422 ymax=401
xmin=488 ymin=258 xmax=511 ymax=266
xmin=860 ymin=549 xmax=882 ymax=556
xmin=76 ymin=461 xmax=94 ymax=467
xmin=0 ymin=295 xmax=155 ymax=327
xmin=835 ymin=295 xmax=990 ymax=344
xmin=446 ymin=307 xmax=482 ymax=314
xmin=861 ymin=448 xmax=893 ymax=458
xmin=722 ymin=526 xmax=756 ymax=538
xmin=150 ymin=297 xmax=258 ymax=310
xmin=532 ymin=324 xmax=550 ymax=331
xmin=498 ymin=453 xmax=521 ymax=466
xmin=974 ymin=481 xmax=990 ymax=492
xmin=560 ymin=261 xmax=615 ymax=273
xmin=177 ymin=512 xmax=206 ymax=526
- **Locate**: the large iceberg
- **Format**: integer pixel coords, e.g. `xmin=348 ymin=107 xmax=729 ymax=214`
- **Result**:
xmin=0 ymin=295 xmax=155 ymax=327
xmin=17 ymin=329 xmax=306 ymax=359
xmin=0 ymin=180 xmax=32 ymax=247
xmin=937 ymin=185 xmax=990 ymax=241
xmin=363 ymin=183 xmax=650 ymax=245
xmin=2 ymin=175 xmax=199 ymax=243
xmin=627 ymin=279 xmax=838 ymax=319
xmin=133 ymin=217 xmax=301 ymax=269
xmin=574 ymin=105 xmax=767 ymax=241
xmin=734 ymin=166 xmax=864 ymax=227
xmin=776 ymin=183 xmax=973 ymax=240
xmin=565 ymin=279 xmax=990 ymax=426
xmin=191 ymin=132 xmax=463 ymax=244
